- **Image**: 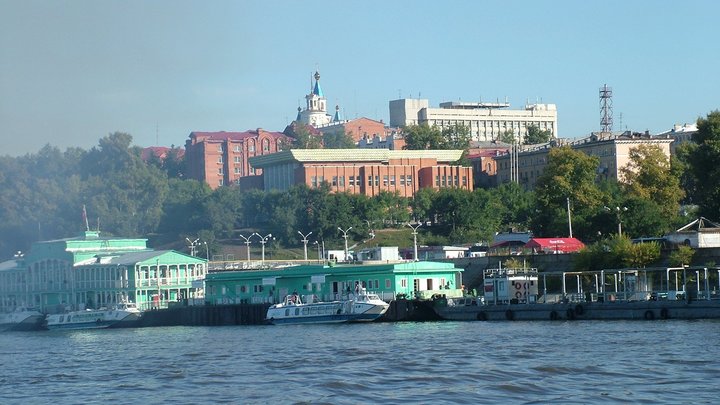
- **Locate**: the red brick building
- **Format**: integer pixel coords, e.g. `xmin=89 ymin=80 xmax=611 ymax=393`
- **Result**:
xmin=184 ymin=129 xmax=292 ymax=189
xmin=317 ymin=117 xmax=387 ymax=143
xmin=248 ymin=149 xmax=472 ymax=197
xmin=467 ymin=148 xmax=508 ymax=188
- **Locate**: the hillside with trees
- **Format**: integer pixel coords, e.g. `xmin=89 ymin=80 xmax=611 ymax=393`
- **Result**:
xmin=0 ymin=110 xmax=717 ymax=262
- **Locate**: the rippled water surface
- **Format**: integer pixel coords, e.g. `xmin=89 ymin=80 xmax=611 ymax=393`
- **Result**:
xmin=1 ymin=320 xmax=719 ymax=404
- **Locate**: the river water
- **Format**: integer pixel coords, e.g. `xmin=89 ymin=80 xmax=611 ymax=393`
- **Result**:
xmin=1 ymin=320 xmax=718 ymax=404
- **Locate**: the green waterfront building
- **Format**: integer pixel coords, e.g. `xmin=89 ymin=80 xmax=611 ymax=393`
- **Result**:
xmin=205 ymin=261 xmax=464 ymax=305
xmin=0 ymin=231 xmax=207 ymax=313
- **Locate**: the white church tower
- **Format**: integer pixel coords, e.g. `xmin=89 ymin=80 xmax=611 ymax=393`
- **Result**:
xmin=297 ymin=71 xmax=333 ymax=127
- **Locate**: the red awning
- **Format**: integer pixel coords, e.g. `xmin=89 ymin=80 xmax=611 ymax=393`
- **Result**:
xmin=523 ymin=238 xmax=585 ymax=253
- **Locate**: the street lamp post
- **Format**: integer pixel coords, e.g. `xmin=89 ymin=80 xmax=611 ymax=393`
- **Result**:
xmin=313 ymin=241 xmax=321 ymax=262
xmin=298 ymin=231 xmax=313 ymax=261
xmin=337 ymin=227 xmax=352 ymax=262
xmin=203 ymin=241 xmax=209 ymax=259
xmin=604 ymin=206 xmax=628 ymax=236
xmin=253 ymin=233 xmax=273 ymax=263
xmin=239 ymin=234 xmax=253 ymax=261
xmin=185 ymin=238 xmax=199 ymax=257
xmin=407 ymin=222 xmax=422 ymax=261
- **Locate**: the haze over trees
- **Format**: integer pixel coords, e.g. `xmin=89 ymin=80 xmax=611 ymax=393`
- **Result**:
xmin=0 ymin=110 xmax=716 ymax=261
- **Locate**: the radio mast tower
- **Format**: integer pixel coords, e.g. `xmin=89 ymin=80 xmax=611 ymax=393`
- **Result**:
xmin=600 ymin=84 xmax=613 ymax=133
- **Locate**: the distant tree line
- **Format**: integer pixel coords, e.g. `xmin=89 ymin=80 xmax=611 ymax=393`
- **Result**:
xmin=0 ymin=111 xmax=718 ymax=265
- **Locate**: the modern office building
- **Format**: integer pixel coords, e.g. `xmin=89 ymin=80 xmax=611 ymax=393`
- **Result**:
xmin=0 ymin=231 xmax=207 ymax=313
xmin=248 ymin=149 xmax=472 ymax=197
xmin=389 ymin=98 xmax=557 ymax=143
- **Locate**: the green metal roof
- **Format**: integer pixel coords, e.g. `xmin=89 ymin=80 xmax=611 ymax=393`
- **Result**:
xmin=249 ymin=149 xmax=465 ymax=168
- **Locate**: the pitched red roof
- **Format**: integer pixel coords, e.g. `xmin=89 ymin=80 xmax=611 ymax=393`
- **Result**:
xmin=524 ymin=238 xmax=585 ymax=253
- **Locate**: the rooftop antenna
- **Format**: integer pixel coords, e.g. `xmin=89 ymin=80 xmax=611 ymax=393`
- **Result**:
xmin=600 ymin=84 xmax=613 ymax=132
xmin=618 ymin=112 xmax=624 ymax=131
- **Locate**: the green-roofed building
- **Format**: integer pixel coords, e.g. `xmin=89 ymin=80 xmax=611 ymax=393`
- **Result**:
xmin=204 ymin=261 xmax=464 ymax=305
xmin=0 ymin=231 xmax=207 ymax=313
xmin=248 ymin=149 xmax=473 ymax=197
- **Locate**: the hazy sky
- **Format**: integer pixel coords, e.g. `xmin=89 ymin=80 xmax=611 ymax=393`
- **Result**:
xmin=1 ymin=0 xmax=718 ymax=156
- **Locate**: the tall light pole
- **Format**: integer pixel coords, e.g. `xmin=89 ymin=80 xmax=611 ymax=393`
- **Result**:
xmin=253 ymin=233 xmax=273 ymax=263
xmin=313 ymin=241 xmax=321 ymax=262
xmin=185 ymin=238 xmax=199 ymax=257
xmin=566 ymin=197 xmax=573 ymax=238
xmin=604 ymin=206 xmax=628 ymax=236
xmin=203 ymin=241 xmax=209 ymax=259
xmin=407 ymin=222 xmax=422 ymax=261
xmin=338 ymin=226 xmax=352 ymax=262
xmin=239 ymin=234 xmax=252 ymax=261
xmin=298 ymin=231 xmax=313 ymax=261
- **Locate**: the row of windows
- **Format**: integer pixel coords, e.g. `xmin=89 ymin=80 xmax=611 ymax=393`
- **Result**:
xmin=310 ymin=175 xmax=415 ymax=189
xmin=432 ymin=120 xmax=554 ymax=129
xmin=217 ymin=139 xmax=282 ymax=153
xmin=435 ymin=175 xmax=468 ymax=187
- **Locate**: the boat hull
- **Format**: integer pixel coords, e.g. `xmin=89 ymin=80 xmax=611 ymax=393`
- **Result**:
xmin=45 ymin=310 xmax=142 ymax=330
xmin=0 ymin=312 xmax=45 ymax=332
xmin=266 ymin=300 xmax=389 ymax=325
xmin=434 ymin=299 xmax=720 ymax=321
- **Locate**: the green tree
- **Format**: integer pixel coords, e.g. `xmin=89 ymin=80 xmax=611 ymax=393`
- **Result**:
xmin=402 ymin=124 xmax=445 ymax=150
xmin=285 ymin=123 xmax=322 ymax=149
xmin=671 ymin=141 xmax=697 ymax=205
xmin=442 ymin=124 xmax=472 ymax=150
xmin=373 ymin=191 xmax=410 ymax=226
xmin=626 ymin=242 xmax=661 ymax=268
xmin=532 ymin=146 xmax=603 ymax=239
xmin=688 ymin=111 xmax=720 ymax=219
xmin=497 ymin=130 xmax=516 ymax=144
xmin=494 ymin=182 xmax=534 ymax=231
xmin=157 ymin=178 xmax=212 ymax=236
xmin=411 ymin=187 xmax=437 ymax=223
xmin=81 ymin=132 xmax=139 ymax=176
xmin=524 ymin=125 xmax=553 ymax=145
xmin=322 ymin=129 xmax=356 ymax=149
xmin=620 ymin=144 xmax=684 ymax=221
xmin=574 ymin=234 xmax=637 ymax=271
xmin=668 ymin=245 xmax=695 ymax=267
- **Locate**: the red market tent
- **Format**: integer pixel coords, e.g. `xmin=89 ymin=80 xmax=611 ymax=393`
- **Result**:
xmin=524 ymin=237 xmax=585 ymax=254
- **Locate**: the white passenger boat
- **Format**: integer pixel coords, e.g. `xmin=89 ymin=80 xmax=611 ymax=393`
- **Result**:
xmin=45 ymin=301 xmax=142 ymax=330
xmin=266 ymin=289 xmax=390 ymax=325
xmin=0 ymin=308 xmax=45 ymax=332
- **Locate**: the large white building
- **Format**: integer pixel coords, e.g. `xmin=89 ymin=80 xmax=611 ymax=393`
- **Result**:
xmin=389 ymin=98 xmax=557 ymax=143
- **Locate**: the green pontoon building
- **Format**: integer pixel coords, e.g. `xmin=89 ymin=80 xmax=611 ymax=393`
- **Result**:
xmin=0 ymin=231 xmax=207 ymax=313
xmin=205 ymin=261 xmax=464 ymax=305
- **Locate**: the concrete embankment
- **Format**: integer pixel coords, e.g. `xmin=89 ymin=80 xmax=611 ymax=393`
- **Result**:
xmin=120 ymin=299 xmax=441 ymax=328
xmin=126 ymin=303 xmax=271 ymax=327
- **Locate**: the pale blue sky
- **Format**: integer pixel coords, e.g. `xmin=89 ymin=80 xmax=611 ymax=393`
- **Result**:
xmin=1 ymin=0 xmax=718 ymax=156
